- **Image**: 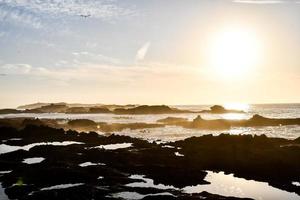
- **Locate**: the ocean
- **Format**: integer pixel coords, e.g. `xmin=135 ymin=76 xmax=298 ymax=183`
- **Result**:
xmin=0 ymin=104 xmax=299 ymax=142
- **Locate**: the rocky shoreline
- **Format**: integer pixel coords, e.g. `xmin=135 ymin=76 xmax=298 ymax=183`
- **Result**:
xmin=0 ymin=125 xmax=300 ymax=199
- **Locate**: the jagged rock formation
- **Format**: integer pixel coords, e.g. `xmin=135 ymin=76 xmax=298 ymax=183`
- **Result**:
xmin=0 ymin=125 xmax=299 ymax=199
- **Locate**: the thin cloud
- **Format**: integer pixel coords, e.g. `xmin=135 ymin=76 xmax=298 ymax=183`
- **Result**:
xmin=1 ymin=64 xmax=32 ymax=74
xmin=233 ymin=0 xmax=288 ymax=3
xmin=135 ymin=42 xmax=151 ymax=62
xmin=0 ymin=5 xmax=43 ymax=29
xmin=0 ymin=0 xmax=136 ymax=29
xmin=1 ymin=0 xmax=135 ymax=19
xmin=0 ymin=31 xmax=6 ymax=37
xmin=0 ymin=60 xmax=199 ymax=85
xmin=71 ymin=51 xmax=121 ymax=65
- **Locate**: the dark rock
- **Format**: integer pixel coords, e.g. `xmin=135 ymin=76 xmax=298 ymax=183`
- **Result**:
xmin=66 ymin=107 xmax=89 ymax=113
xmin=67 ymin=119 xmax=97 ymax=128
xmin=0 ymin=109 xmax=22 ymax=114
xmin=157 ymin=117 xmax=188 ymax=124
xmin=89 ymin=107 xmax=111 ymax=113
xmin=113 ymin=105 xmax=194 ymax=114
xmin=200 ymin=105 xmax=244 ymax=114
xmin=0 ymin=125 xmax=299 ymax=199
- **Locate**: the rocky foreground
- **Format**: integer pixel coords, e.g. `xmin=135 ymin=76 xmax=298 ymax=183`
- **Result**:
xmin=0 ymin=125 xmax=300 ymax=199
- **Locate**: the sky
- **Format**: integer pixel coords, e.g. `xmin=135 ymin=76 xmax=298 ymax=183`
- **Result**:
xmin=0 ymin=0 xmax=300 ymax=108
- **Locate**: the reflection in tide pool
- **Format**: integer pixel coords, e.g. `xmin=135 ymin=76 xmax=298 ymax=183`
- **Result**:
xmin=0 ymin=184 xmax=8 ymax=200
xmin=91 ymin=143 xmax=132 ymax=150
xmin=79 ymin=162 xmax=105 ymax=167
xmin=0 ymin=172 xmax=9 ymax=200
xmin=126 ymin=175 xmax=177 ymax=190
xmin=40 ymin=183 xmax=84 ymax=191
xmin=0 ymin=141 xmax=83 ymax=154
xmin=23 ymin=157 xmax=45 ymax=164
xmin=111 ymin=192 xmax=175 ymax=200
xmin=183 ymin=171 xmax=300 ymax=200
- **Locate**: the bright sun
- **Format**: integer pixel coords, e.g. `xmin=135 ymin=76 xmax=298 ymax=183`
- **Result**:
xmin=209 ymin=28 xmax=261 ymax=78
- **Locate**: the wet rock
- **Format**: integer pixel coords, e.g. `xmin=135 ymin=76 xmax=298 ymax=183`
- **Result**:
xmin=0 ymin=126 xmax=299 ymax=199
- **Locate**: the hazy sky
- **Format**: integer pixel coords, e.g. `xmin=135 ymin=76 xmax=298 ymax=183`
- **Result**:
xmin=0 ymin=0 xmax=300 ymax=108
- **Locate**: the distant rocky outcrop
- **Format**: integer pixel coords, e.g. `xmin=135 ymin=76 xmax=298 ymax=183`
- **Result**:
xmin=24 ymin=103 xmax=68 ymax=113
xmin=67 ymin=119 xmax=97 ymax=128
xmin=17 ymin=102 xmax=137 ymax=112
xmin=234 ymin=114 xmax=300 ymax=127
xmin=158 ymin=114 xmax=300 ymax=130
xmin=66 ymin=107 xmax=89 ymax=113
xmin=113 ymin=105 xmax=194 ymax=114
xmin=2 ymin=103 xmax=196 ymax=115
xmin=0 ymin=109 xmax=22 ymax=114
xmin=88 ymin=107 xmax=111 ymax=113
xmin=158 ymin=115 xmax=230 ymax=130
xmin=200 ymin=105 xmax=245 ymax=114
xmin=157 ymin=117 xmax=188 ymax=124
xmin=189 ymin=115 xmax=231 ymax=130
xmin=17 ymin=102 xmax=53 ymax=110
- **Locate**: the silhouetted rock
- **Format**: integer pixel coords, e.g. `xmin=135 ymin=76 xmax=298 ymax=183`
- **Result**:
xmin=0 ymin=125 xmax=299 ymax=199
xmin=17 ymin=102 xmax=52 ymax=110
xmin=0 ymin=109 xmax=22 ymax=114
xmin=24 ymin=103 xmax=68 ymax=113
xmin=231 ymin=114 xmax=300 ymax=127
xmin=157 ymin=117 xmax=188 ymax=124
xmin=21 ymin=118 xmax=44 ymax=127
xmin=2 ymin=103 xmax=196 ymax=115
xmin=200 ymin=105 xmax=244 ymax=114
xmin=114 ymin=105 xmax=194 ymax=114
xmin=67 ymin=119 xmax=97 ymax=128
xmin=159 ymin=114 xmax=300 ymax=130
xmin=189 ymin=115 xmax=231 ymax=130
xmin=66 ymin=107 xmax=89 ymax=113
xmin=89 ymin=107 xmax=111 ymax=113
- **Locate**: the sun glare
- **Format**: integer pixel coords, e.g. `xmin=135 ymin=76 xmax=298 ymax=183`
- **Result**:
xmin=224 ymin=103 xmax=250 ymax=112
xmin=209 ymin=28 xmax=262 ymax=78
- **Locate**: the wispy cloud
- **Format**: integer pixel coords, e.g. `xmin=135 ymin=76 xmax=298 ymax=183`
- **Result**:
xmin=1 ymin=64 xmax=33 ymax=74
xmin=135 ymin=42 xmax=151 ymax=62
xmin=233 ymin=0 xmax=296 ymax=4
xmin=1 ymin=0 xmax=135 ymax=19
xmin=0 ymin=0 xmax=136 ymax=29
xmin=0 ymin=31 xmax=6 ymax=38
xmin=0 ymin=4 xmax=43 ymax=29
xmin=0 ymin=60 xmax=199 ymax=86
xmin=71 ymin=51 xmax=121 ymax=65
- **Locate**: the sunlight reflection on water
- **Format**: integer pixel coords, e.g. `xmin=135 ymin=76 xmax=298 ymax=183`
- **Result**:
xmin=183 ymin=171 xmax=300 ymax=200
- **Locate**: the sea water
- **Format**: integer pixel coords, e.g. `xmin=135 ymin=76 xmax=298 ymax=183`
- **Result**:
xmin=0 ymin=104 xmax=299 ymax=141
